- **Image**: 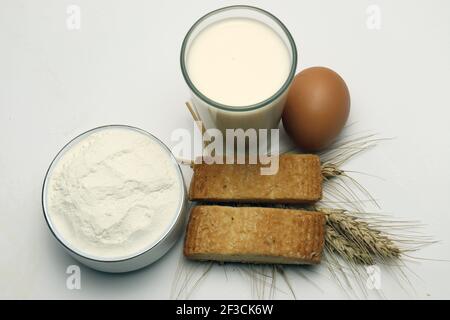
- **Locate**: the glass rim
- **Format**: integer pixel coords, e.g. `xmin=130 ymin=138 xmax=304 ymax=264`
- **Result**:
xmin=180 ymin=5 xmax=298 ymax=112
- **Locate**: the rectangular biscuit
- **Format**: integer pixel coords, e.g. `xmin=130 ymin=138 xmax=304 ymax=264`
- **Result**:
xmin=184 ymin=205 xmax=325 ymax=265
xmin=189 ymin=154 xmax=322 ymax=204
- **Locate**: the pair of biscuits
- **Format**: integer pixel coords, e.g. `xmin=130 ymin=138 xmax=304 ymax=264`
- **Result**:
xmin=185 ymin=154 xmax=325 ymax=265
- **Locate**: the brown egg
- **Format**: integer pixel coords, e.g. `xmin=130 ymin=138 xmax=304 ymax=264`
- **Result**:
xmin=282 ymin=67 xmax=350 ymax=151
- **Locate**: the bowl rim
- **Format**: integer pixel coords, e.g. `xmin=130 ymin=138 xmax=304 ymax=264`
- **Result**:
xmin=41 ymin=124 xmax=187 ymax=263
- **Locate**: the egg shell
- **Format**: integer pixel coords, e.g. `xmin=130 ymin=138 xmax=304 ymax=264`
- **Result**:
xmin=282 ymin=67 xmax=350 ymax=151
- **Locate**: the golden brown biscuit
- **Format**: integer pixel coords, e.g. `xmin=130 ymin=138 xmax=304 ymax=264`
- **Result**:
xmin=189 ymin=154 xmax=322 ymax=204
xmin=184 ymin=205 xmax=325 ymax=265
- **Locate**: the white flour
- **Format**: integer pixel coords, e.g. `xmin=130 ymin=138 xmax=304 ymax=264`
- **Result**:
xmin=46 ymin=127 xmax=182 ymax=259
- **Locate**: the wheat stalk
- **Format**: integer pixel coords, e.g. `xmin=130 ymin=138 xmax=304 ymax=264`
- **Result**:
xmin=321 ymin=163 xmax=344 ymax=179
xmin=320 ymin=208 xmax=402 ymax=264
xmin=325 ymin=225 xmax=374 ymax=265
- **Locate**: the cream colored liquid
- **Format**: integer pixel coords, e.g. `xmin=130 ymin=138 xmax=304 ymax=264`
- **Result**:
xmin=186 ymin=18 xmax=291 ymax=107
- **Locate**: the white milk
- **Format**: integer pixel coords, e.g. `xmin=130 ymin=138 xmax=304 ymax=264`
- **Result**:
xmin=183 ymin=14 xmax=296 ymax=132
xmin=187 ymin=18 xmax=291 ymax=107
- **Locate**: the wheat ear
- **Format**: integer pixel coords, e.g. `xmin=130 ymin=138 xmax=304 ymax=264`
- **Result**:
xmin=321 ymin=208 xmax=402 ymax=263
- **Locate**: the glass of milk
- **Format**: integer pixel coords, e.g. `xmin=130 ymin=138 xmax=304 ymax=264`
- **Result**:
xmin=181 ymin=5 xmax=298 ymax=133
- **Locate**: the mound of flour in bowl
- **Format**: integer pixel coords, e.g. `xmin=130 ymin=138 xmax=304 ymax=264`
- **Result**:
xmin=46 ymin=127 xmax=182 ymax=259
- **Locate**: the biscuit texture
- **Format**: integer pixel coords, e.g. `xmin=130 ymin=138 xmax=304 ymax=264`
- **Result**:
xmin=184 ymin=205 xmax=325 ymax=265
xmin=189 ymin=154 xmax=322 ymax=203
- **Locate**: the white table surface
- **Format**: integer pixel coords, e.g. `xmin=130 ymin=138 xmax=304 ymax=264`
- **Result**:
xmin=1 ymin=0 xmax=449 ymax=299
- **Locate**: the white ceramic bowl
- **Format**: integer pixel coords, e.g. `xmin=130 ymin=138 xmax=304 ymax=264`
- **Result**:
xmin=42 ymin=125 xmax=187 ymax=273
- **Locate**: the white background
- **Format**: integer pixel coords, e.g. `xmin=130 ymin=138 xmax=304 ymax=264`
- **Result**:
xmin=1 ymin=0 xmax=449 ymax=299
